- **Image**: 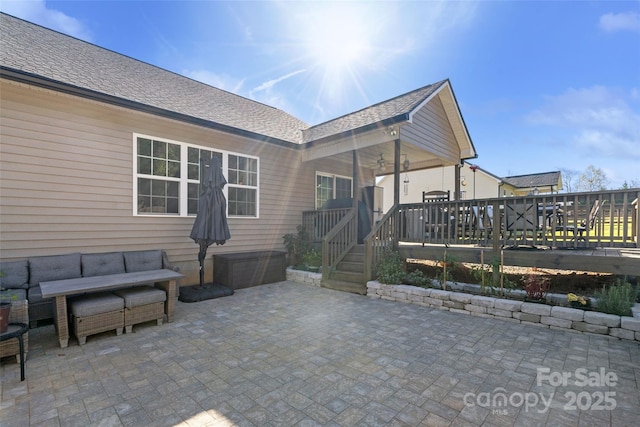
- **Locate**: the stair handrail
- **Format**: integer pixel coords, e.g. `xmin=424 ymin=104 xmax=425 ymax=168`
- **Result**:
xmin=321 ymin=207 xmax=358 ymax=281
xmin=363 ymin=205 xmax=400 ymax=281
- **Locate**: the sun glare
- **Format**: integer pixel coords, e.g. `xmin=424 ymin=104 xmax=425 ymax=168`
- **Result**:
xmin=302 ymin=7 xmax=373 ymax=73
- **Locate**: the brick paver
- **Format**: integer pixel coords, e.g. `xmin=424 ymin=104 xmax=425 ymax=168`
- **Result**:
xmin=1 ymin=282 xmax=639 ymax=426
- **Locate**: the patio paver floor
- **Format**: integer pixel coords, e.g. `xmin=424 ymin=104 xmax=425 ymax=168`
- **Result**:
xmin=1 ymin=281 xmax=639 ymax=426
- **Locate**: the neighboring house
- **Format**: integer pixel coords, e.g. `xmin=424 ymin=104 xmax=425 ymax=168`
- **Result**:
xmin=378 ymin=163 xmax=500 ymax=212
xmin=379 ymin=166 xmax=563 ymax=211
xmin=500 ymin=171 xmax=563 ymax=197
xmin=0 ymin=13 xmax=476 ymax=284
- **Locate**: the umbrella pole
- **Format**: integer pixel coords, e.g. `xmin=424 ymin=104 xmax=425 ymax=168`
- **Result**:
xmin=198 ymin=245 xmax=207 ymax=288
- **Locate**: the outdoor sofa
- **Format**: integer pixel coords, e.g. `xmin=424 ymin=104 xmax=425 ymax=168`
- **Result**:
xmin=0 ymin=250 xmax=178 ymax=347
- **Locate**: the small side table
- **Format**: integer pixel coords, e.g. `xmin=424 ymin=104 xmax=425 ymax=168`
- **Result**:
xmin=0 ymin=323 xmax=28 ymax=381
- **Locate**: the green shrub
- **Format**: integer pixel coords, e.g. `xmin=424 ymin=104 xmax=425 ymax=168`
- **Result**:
xmin=375 ymin=249 xmax=405 ymax=284
xmin=302 ymin=248 xmax=322 ymax=267
xmin=594 ymin=280 xmax=638 ymax=316
xmin=405 ymin=269 xmax=428 ymax=287
xmin=282 ymin=225 xmax=311 ymax=266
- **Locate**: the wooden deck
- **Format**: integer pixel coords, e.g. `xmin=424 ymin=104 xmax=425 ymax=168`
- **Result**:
xmin=399 ymin=243 xmax=640 ymax=276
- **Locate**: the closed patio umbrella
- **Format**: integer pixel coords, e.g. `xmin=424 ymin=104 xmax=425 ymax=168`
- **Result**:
xmin=190 ymin=156 xmax=231 ymax=287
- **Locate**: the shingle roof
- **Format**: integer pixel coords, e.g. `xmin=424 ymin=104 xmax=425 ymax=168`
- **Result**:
xmin=502 ymin=171 xmax=562 ymax=188
xmin=0 ymin=13 xmax=450 ymax=147
xmin=0 ymin=13 xmax=308 ymax=144
xmin=301 ymin=81 xmax=446 ymax=143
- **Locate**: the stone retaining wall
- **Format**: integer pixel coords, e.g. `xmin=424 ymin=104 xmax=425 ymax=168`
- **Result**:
xmin=367 ymin=281 xmax=640 ymax=342
xmin=286 ymin=268 xmax=322 ymax=287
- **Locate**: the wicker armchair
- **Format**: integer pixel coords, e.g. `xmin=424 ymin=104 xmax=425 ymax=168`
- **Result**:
xmin=0 ymin=299 xmax=28 ymax=362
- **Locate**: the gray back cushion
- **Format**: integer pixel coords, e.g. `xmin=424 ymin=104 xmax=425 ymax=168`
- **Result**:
xmin=0 ymin=260 xmax=29 ymax=289
xmin=29 ymin=253 xmax=82 ymax=286
xmin=124 ymin=250 xmax=163 ymax=273
xmin=82 ymin=252 xmax=125 ymax=277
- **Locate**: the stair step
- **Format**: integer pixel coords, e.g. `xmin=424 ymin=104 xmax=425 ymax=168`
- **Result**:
xmin=342 ymin=253 xmax=364 ymax=263
xmin=336 ymin=261 xmax=363 ymax=273
xmin=330 ymin=270 xmax=363 ymax=283
xmin=321 ymin=279 xmax=367 ymax=295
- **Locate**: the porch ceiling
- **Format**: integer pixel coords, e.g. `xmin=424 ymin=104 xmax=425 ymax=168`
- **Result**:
xmin=302 ymin=133 xmax=458 ymax=175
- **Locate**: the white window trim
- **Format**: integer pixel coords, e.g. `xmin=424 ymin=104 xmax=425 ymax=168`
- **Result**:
xmin=315 ymin=171 xmax=353 ymax=209
xmin=133 ymin=133 xmax=259 ymax=218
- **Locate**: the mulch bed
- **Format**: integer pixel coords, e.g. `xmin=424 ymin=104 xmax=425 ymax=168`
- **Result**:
xmin=405 ymin=259 xmax=636 ymax=297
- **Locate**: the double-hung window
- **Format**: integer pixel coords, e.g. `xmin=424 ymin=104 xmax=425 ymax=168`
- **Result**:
xmin=135 ymin=134 xmax=259 ymax=217
xmin=315 ymin=172 xmax=352 ymax=209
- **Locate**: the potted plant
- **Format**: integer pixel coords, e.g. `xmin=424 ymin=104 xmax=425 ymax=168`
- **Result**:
xmin=523 ymin=274 xmax=550 ymax=303
xmin=0 ymin=269 xmax=15 ymax=332
xmin=0 ymin=300 xmax=11 ymax=333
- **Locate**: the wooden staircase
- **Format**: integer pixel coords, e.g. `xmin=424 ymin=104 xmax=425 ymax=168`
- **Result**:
xmin=321 ymin=244 xmax=367 ymax=295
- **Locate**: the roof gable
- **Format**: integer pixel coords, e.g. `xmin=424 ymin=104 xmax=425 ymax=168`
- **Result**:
xmin=502 ymin=171 xmax=562 ymax=189
xmin=301 ymin=82 xmax=445 ymax=143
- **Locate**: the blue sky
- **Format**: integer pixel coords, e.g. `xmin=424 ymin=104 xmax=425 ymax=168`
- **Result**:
xmin=2 ymin=0 xmax=639 ymax=189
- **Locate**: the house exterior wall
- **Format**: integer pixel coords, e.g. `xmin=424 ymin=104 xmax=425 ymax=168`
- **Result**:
xmin=379 ymin=164 xmax=501 ymax=212
xmin=0 ymin=80 xmax=350 ymax=285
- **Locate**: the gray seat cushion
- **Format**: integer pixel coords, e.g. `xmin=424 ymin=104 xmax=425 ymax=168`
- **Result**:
xmin=0 ymin=260 xmax=29 ymax=290
xmin=27 ymin=285 xmax=48 ymax=303
xmin=29 ymin=253 xmax=82 ymax=286
xmin=124 ymin=250 xmax=163 ymax=273
xmin=82 ymin=252 xmax=125 ymax=277
xmin=70 ymin=292 xmax=124 ymax=317
xmin=114 ymin=286 xmax=166 ymax=307
xmin=0 ymin=288 xmax=27 ymax=302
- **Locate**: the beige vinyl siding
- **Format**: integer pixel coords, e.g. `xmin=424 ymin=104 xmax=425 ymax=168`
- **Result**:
xmin=0 ymin=81 xmax=331 ymax=285
xmin=401 ymin=95 xmax=460 ymax=165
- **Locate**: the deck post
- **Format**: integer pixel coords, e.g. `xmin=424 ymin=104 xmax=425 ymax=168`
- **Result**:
xmin=634 ymin=192 xmax=639 ymax=246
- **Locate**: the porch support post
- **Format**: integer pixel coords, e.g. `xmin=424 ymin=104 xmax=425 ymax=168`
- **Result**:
xmin=352 ymin=150 xmax=359 ymax=209
xmin=394 ymin=139 xmax=400 ymax=206
xmin=454 ymin=164 xmax=461 ymax=201
xmin=394 ymin=139 xmax=401 ymax=247
xmin=352 ymin=150 xmax=359 ymax=241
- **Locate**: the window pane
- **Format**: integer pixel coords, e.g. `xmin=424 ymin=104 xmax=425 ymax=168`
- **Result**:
xmin=167 ymin=181 xmax=179 ymax=197
xmin=168 ymin=161 xmax=180 ymax=178
xmin=316 ymin=175 xmax=333 ymax=208
xmin=228 ymin=169 xmax=237 ymax=184
xmin=153 ymin=140 xmax=166 ymax=158
xmin=336 ymin=177 xmax=352 ymax=199
xmin=138 ymin=138 xmax=151 ymax=156
xmin=151 ymin=197 xmax=165 ymax=212
xmin=138 ymin=196 xmax=151 ymax=213
xmin=168 ymin=144 xmax=180 ymax=161
xmin=188 ymin=163 xmax=199 ymax=180
xmin=188 ymin=147 xmax=199 ymax=163
xmin=166 ymin=197 xmax=179 ymax=214
xmin=228 ymin=187 xmax=256 ymax=216
xmin=138 ymin=178 xmax=151 ymax=195
xmin=138 ymin=157 xmax=151 ymax=175
xmin=153 ymin=159 xmax=166 ymax=176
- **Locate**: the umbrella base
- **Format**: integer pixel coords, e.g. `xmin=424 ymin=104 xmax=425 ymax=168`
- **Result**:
xmin=178 ymin=283 xmax=234 ymax=303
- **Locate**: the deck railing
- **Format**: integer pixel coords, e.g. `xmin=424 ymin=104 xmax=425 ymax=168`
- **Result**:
xmin=303 ymin=189 xmax=639 ymax=281
xmin=321 ymin=209 xmax=357 ymax=281
xmin=302 ymin=208 xmax=351 ymax=242
xmin=397 ymin=189 xmax=639 ymax=249
xmin=363 ymin=206 xmax=401 ymax=281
